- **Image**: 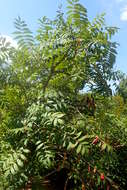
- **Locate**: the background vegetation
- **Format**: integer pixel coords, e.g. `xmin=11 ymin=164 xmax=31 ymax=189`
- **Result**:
xmin=0 ymin=0 xmax=127 ymax=189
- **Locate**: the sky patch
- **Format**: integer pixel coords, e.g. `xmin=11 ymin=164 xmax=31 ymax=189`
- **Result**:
xmin=120 ymin=5 xmax=127 ymax=21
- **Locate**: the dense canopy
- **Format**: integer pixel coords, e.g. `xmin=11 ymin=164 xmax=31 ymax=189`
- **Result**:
xmin=0 ymin=0 xmax=127 ymax=189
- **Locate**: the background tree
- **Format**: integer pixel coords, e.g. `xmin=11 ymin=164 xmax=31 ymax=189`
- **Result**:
xmin=116 ymin=76 xmax=127 ymax=102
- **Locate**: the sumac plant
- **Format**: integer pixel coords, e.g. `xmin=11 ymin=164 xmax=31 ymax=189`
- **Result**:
xmin=0 ymin=0 xmax=127 ymax=189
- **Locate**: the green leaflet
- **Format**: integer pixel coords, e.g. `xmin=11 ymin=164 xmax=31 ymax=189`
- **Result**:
xmin=17 ymin=159 xmax=23 ymax=167
xmin=13 ymin=163 xmax=19 ymax=172
xmin=67 ymin=142 xmax=78 ymax=150
xmin=22 ymin=149 xmax=30 ymax=154
xmin=81 ymin=146 xmax=85 ymax=155
xmin=10 ymin=166 xmax=16 ymax=175
xmin=36 ymin=143 xmax=44 ymax=150
xmin=20 ymin=154 xmax=27 ymax=161
xmin=76 ymin=144 xmax=82 ymax=154
xmin=101 ymin=143 xmax=107 ymax=151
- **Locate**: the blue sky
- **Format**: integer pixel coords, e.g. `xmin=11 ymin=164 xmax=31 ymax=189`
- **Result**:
xmin=0 ymin=0 xmax=127 ymax=73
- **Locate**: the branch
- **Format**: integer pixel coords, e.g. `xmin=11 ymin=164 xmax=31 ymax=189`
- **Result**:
xmin=42 ymin=50 xmax=69 ymax=93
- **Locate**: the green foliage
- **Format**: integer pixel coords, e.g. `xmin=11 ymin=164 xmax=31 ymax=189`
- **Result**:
xmin=0 ymin=36 xmax=14 ymax=65
xmin=0 ymin=0 xmax=127 ymax=189
xmin=116 ymin=76 xmax=127 ymax=102
xmin=13 ymin=16 xmax=34 ymax=49
xmin=67 ymin=0 xmax=88 ymax=26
